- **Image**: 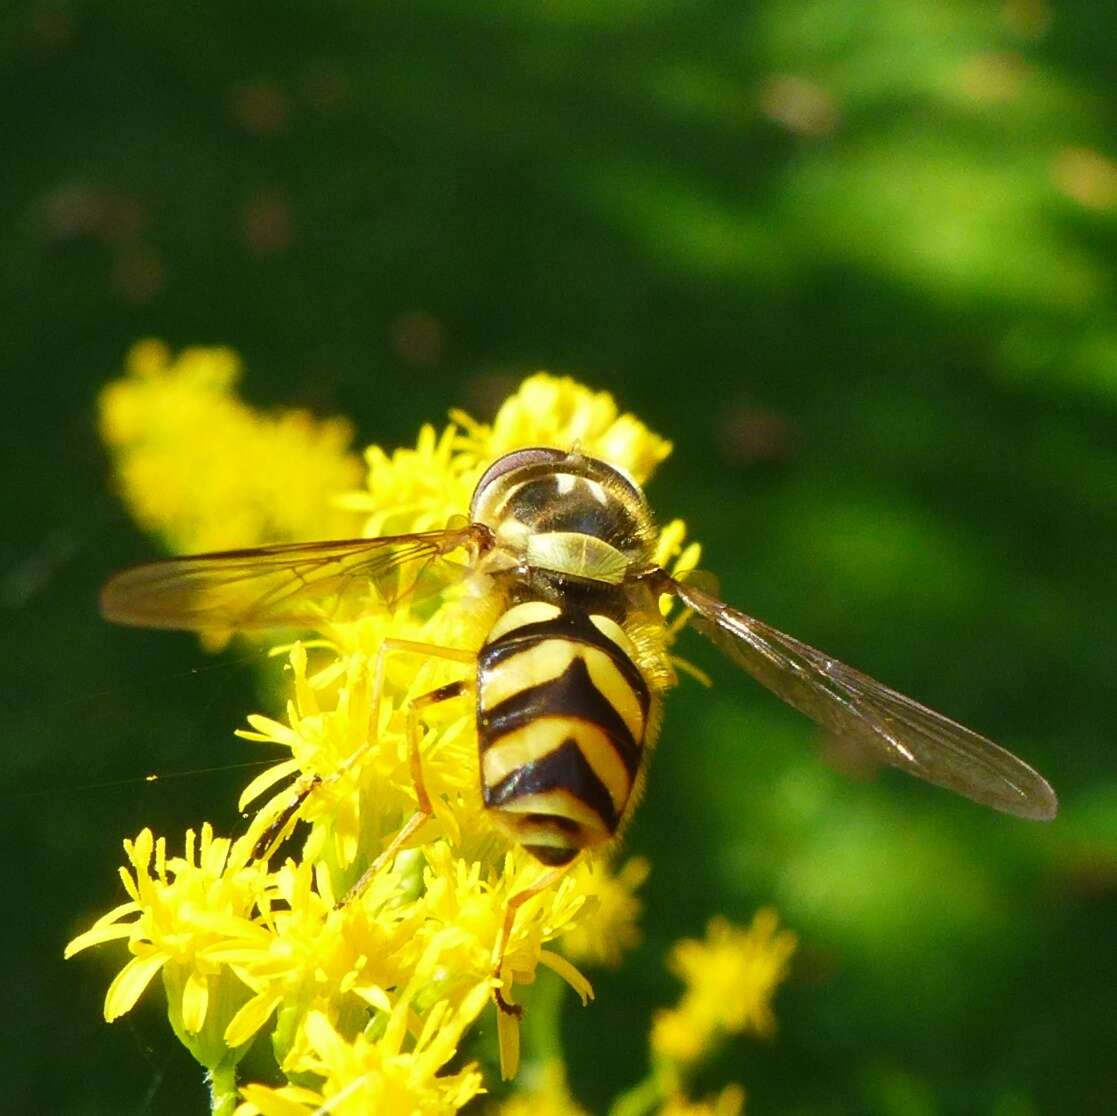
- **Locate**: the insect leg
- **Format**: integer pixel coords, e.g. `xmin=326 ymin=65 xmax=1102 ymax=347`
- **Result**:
xmin=490 ymin=857 xmax=581 ymax=1079
xmin=251 ymin=638 xmax=474 ymax=863
xmin=251 ymin=775 xmax=322 ymax=860
xmin=492 ymin=863 xmax=576 ymax=1013
xmin=364 ymin=638 xmax=476 ymax=771
xmin=339 ymin=663 xmax=474 ymax=904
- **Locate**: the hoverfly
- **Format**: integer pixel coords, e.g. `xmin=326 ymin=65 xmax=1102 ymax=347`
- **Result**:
xmin=101 ymin=445 xmax=1057 ymax=1002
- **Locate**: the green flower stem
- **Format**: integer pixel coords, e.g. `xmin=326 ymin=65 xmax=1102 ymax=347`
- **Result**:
xmin=208 ymin=1063 xmax=238 ymax=1116
xmin=522 ymin=965 xmax=568 ymax=1067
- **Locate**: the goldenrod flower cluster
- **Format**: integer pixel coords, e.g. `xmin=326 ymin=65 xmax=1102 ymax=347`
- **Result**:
xmin=651 ymin=913 xmax=797 ymax=1065
xmin=99 ymin=339 xmax=363 ymax=553
xmin=70 ymin=348 xmax=795 ymax=1114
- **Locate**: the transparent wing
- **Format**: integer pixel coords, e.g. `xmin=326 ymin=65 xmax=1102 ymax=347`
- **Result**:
xmin=666 ymin=574 xmax=1057 ymax=820
xmin=101 ymin=525 xmax=488 ymax=632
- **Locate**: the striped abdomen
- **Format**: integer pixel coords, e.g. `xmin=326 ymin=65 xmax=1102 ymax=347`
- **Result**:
xmin=477 ymin=599 xmax=651 ymax=865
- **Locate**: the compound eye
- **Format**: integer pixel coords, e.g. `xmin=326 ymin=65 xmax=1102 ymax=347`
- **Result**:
xmin=470 ymin=447 xmax=567 ymax=517
xmin=589 ymin=458 xmax=644 ymax=507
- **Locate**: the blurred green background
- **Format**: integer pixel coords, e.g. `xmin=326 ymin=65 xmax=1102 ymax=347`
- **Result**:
xmin=4 ymin=1 xmax=1116 ymax=1112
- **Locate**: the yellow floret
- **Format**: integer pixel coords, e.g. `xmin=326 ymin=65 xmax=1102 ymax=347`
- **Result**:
xmin=651 ymin=912 xmax=797 ymax=1064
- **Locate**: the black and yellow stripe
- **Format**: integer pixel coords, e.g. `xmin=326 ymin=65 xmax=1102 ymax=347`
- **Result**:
xmin=477 ymin=599 xmax=651 ymax=865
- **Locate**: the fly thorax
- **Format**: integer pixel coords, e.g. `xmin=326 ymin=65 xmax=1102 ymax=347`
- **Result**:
xmin=469 ymin=447 xmax=655 ymax=583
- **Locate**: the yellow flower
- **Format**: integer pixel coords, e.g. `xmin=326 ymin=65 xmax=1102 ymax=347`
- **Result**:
xmin=651 ymin=912 xmax=797 ymax=1064
xmin=336 ymin=373 xmax=674 ymax=540
xmin=235 ymin=985 xmax=491 ymax=1116
xmin=212 ymin=858 xmax=427 ymax=1054
xmin=340 ymin=421 xmax=470 ymax=537
xmin=452 ymin=372 xmax=672 ymax=484
xmin=64 ymin=824 xmax=268 ymax=1068
xmin=99 ymin=339 xmax=362 ymax=553
xmin=559 ymin=856 xmax=650 ymax=969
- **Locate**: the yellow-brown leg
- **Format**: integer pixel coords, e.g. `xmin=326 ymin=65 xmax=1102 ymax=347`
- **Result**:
xmin=364 ymin=638 xmax=475 ymax=766
xmin=340 ymin=676 xmax=470 ymax=904
xmin=492 ymin=857 xmax=581 ymax=1080
xmin=251 ymin=638 xmax=473 ymax=863
xmin=250 ymin=773 xmax=315 ymax=860
xmin=492 ymin=858 xmax=581 ymax=1015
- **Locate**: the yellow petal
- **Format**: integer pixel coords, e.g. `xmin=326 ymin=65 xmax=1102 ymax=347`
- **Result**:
xmin=497 ymin=999 xmax=521 ymax=1081
xmin=104 ymin=951 xmax=168 ymax=1021
xmin=302 ymin=1011 xmax=343 ymax=1059
xmin=240 ymin=715 xmax=299 ymax=746
xmin=181 ymin=969 xmax=210 ymax=1034
xmin=430 ymin=795 xmax=461 ymax=846
xmin=537 ymin=949 xmax=594 ymax=1005
xmin=354 ymin=984 xmax=392 ymax=1013
xmin=116 ymin=866 xmax=140 ymax=902
xmin=237 ymin=1083 xmax=323 ymax=1116
xmin=64 ymin=920 xmax=136 ymax=959
xmin=224 ymin=990 xmax=283 ymax=1048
